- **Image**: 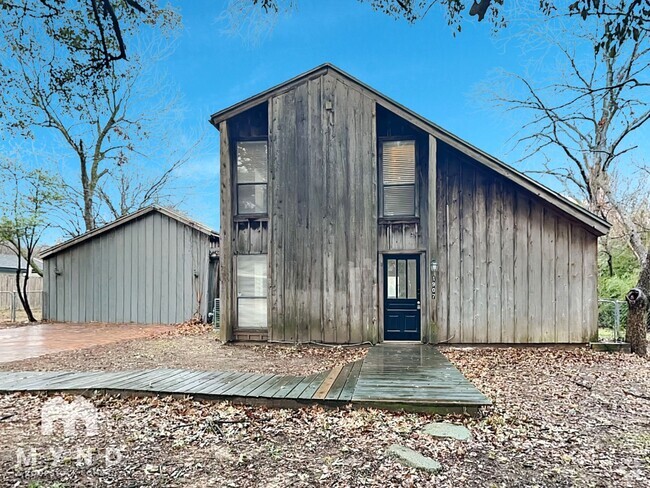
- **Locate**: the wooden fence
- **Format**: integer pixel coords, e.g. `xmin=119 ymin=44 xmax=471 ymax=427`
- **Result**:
xmin=0 ymin=274 xmax=43 ymax=322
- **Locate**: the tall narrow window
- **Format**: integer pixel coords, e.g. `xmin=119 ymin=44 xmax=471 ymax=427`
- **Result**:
xmin=382 ymin=140 xmax=415 ymax=217
xmin=237 ymin=141 xmax=268 ymax=215
xmin=237 ymin=255 xmax=267 ymax=329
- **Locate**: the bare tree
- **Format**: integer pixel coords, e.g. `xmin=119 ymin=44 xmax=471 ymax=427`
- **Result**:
xmin=493 ymin=24 xmax=649 ymax=353
xmin=0 ymin=1 xmax=177 ymax=78
xmin=1 ymin=7 xmax=191 ymax=235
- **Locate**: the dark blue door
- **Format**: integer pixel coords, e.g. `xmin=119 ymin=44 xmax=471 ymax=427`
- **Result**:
xmin=384 ymin=255 xmax=421 ymax=341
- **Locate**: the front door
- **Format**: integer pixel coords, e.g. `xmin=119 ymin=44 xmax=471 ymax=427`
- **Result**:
xmin=384 ymin=254 xmax=421 ymax=341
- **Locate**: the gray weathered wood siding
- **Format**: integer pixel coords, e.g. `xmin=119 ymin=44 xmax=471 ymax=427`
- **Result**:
xmin=435 ymin=145 xmax=598 ymax=343
xmin=43 ymin=211 xmax=212 ymax=324
xmin=217 ymin=67 xmax=605 ymax=345
xmin=266 ymin=73 xmax=378 ymax=343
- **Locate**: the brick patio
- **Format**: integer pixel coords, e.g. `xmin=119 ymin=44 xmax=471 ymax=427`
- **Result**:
xmin=0 ymin=323 xmax=173 ymax=363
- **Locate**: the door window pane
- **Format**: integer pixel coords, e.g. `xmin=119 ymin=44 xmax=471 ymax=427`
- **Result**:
xmin=397 ymin=260 xmax=407 ymax=299
xmin=387 ymin=259 xmax=397 ymax=299
xmin=407 ymin=259 xmax=417 ymax=299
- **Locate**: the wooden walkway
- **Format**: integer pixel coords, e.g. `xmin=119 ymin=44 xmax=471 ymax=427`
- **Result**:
xmin=0 ymin=344 xmax=490 ymax=413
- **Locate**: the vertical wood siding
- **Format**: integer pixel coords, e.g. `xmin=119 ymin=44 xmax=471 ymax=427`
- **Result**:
xmin=43 ymin=212 xmax=212 ymax=324
xmin=221 ymin=72 xmax=601 ymax=344
xmin=266 ymin=73 xmax=378 ymax=343
xmin=436 ymin=145 xmax=599 ymax=343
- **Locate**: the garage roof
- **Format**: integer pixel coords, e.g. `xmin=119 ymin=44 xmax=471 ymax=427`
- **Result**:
xmin=41 ymin=206 xmax=219 ymax=259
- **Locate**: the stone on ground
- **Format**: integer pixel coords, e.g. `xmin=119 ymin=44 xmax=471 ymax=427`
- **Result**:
xmin=387 ymin=444 xmax=441 ymax=472
xmin=422 ymin=422 xmax=471 ymax=441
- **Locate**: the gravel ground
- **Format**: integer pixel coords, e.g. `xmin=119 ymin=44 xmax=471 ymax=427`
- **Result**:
xmin=0 ymin=347 xmax=648 ymax=487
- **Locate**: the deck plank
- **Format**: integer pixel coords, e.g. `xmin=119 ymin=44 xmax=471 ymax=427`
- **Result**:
xmin=271 ymin=376 xmax=304 ymax=399
xmin=250 ymin=375 xmax=288 ymax=398
xmin=283 ymin=374 xmax=317 ymax=400
xmin=336 ymin=360 xmax=363 ymax=401
xmin=217 ymin=373 xmax=259 ymax=396
xmin=298 ymin=370 xmax=330 ymax=400
xmin=247 ymin=375 xmax=282 ymax=398
xmin=325 ymin=363 xmax=353 ymax=401
xmin=208 ymin=372 xmax=255 ymax=396
xmin=227 ymin=373 xmax=275 ymax=397
xmin=313 ymin=364 xmax=344 ymax=400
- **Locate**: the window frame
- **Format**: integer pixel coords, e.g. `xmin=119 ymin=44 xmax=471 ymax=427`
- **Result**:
xmin=235 ymin=254 xmax=268 ymax=330
xmin=234 ymin=137 xmax=269 ymax=218
xmin=378 ymin=137 xmax=419 ymax=220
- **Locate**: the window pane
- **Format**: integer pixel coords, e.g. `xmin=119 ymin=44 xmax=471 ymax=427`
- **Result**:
xmin=238 ymin=298 xmax=267 ymax=329
xmin=383 ymin=141 xmax=415 ymax=185
xmin=398 ymin=260 xmax=407 ymax=299
xmin=407 ymin=259 xmax=417 ymax=299
xmin=238 ymin=184 xmax=268 ymax=214
xmin=237 ymin=255 xmax=267 ymax=298
xmin=384 ymin=185 xmax=415 ymax=216
xmin=387 ymin=259 xmax=397 ymax=299
xmin=237 ymin=141 xmax=268 ymax=184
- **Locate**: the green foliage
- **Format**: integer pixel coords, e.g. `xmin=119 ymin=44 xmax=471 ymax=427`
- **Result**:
xmin=597 ymin=244 xmax=640 ymax=331
xmin=598 ymin=246 xmax=640 ymax=299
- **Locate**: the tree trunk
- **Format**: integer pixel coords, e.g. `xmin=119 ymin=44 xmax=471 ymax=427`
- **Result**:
xmin=15 ymin=268 xmax=36 ymax=323
xmin=626 ymin=251 xmax=649 ymax=356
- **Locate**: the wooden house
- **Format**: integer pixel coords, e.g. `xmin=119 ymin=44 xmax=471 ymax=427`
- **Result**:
xmin=211 ymin=64 xmax=609 ymax=344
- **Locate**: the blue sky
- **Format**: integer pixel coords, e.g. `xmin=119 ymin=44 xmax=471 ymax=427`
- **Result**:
xmin=28 ymin=0 xmax=648 ymax=243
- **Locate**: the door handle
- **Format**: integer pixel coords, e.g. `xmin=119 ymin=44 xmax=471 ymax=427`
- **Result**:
xmin=416 ymin=301 xmax=421 ymax=310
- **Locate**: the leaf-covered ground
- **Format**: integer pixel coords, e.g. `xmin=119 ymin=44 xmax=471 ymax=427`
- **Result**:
xmin=0 ymin=347 xmax=648 ymax=487
xmin=0 ymin=328 xmax=368 ymax=376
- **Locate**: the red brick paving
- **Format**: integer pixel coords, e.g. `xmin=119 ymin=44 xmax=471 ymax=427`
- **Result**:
xmin=0 ymin=323 xmax=173 ymax=363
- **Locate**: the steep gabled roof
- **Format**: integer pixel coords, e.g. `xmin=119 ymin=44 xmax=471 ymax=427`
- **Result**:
xmin=210 ymin=63 xmax=610 ymax=236
xmin=41 ymin=205 xmax=219 ymax=259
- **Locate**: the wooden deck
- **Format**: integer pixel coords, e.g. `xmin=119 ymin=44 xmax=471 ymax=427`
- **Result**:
xmin=0 ymin=344 xmax=490 ymax=413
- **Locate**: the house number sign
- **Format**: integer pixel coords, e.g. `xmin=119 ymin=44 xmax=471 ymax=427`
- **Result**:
xmin=431 ymin=271 xmax=437 ymax=299
xmin=430 ymin=260 xmax=438 ymax=299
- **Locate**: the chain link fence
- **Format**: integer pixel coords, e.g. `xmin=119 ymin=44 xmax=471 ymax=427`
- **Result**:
xmin=597 ymin=299 xmax=628 ymax=341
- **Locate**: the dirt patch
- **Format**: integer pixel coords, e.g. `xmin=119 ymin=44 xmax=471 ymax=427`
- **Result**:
xmin=0 ymin=348 xmax=648 ymax=487
xmin=0 ymin=331 xmax=369 ymax=376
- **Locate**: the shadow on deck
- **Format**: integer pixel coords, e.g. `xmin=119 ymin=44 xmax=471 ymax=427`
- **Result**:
xmin=0 ymin=344 xmax=491 ymax=414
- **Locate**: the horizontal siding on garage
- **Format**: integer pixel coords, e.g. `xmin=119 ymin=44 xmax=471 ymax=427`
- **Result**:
xmin=43 ymin=211 xmax=212 ymax=324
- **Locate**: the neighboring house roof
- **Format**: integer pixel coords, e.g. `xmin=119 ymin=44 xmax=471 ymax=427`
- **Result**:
xmin=0 ymin=254 xmax=26 ymax=272
xmin=41 ymin=205 xmax=219 ymax=259
xmin=210 ymin=63 xmax=610 ymax=236
xmin=0 ymin=254 xmax=42 ymax=272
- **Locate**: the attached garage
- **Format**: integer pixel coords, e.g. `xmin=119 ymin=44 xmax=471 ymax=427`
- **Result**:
xmin=42 ymin=206 xmax=219 ymax=324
